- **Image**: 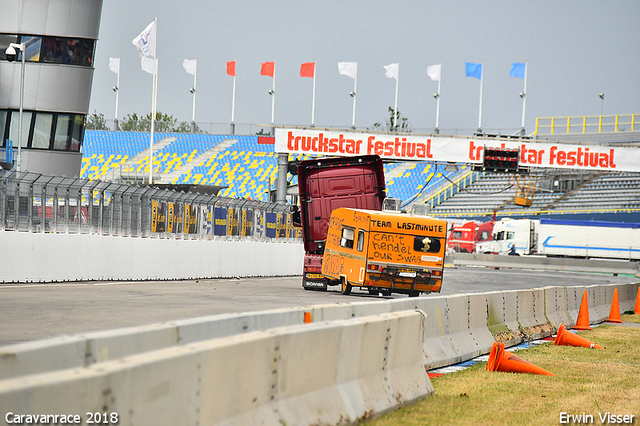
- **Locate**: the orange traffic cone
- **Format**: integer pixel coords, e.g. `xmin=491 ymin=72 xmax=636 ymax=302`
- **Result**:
xmin=486 ymin=342 xmax=555 ymax=376
xmin=634 ymin=287 xmax=640 ymax=315
xmin=607 ymin=288 xmax=623 ymax=323
xmin=554 ymin=323 xmax=604 ymax=349
xmin=573 ymin=290 xmax=592 ymax=330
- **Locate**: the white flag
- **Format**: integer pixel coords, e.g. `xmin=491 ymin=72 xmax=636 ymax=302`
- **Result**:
xmin=427 ymin=63 xmax=441 ymax=82
xmin=132 ymin=20 xmax=155 ymax=59
xmin=384 ymin=62 xmax=399 ymax=80
xmin=337 ymin=62 xmax=357 ymax=79
xmin=108 ymin=57 xmax=120 ymax=74
xmin=183 ymin=59 xmax=197 ymax=76
xmin=141 ymin=57 xmax=154 ymax=75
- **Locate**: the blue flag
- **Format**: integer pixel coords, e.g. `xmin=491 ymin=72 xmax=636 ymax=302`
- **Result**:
xmin=510 ymin=63 xmax=526 ymax=79
xmin=465 ymin=62 xmax=482 ymax=79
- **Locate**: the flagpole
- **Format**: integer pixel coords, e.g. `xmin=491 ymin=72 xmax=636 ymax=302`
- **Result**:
xmin=351 ymin=62 xmax=358 ymax=129
xmin=477 ymin=62 xmax=483 ymax=134
xmin=191 ymin=58 xmax=197 ymax=132
xmin=311 ymin=62 xmax=316 ymax=127
xmin=149 ymin=16 xmax=157 ymax=184
xmin=231 ymin=59 xmax=236 ymax=135
xmin=271 ymin=61 xmax=276 ymax=135
xmin=393 ymin=62 xmax=399 ymax=130
xmin=521 ymin=62 xmax=528 ymax=135
xmin=114 ymin=58 xmax=120 ymax=131
xmin=435 ymin=63 xmax=441 ymax=134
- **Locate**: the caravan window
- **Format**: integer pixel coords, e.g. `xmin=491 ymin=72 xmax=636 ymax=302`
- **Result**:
xmin=357 ymin=229 xmax=365 ymax=251
xmin=340 ymin=227 xmax=355 ymax=249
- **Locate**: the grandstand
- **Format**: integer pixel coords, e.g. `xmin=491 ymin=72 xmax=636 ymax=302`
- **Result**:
xmin=81 ymin=130 xmax=460 ymax=203
xmin=82 ymin=120 xmax=640 ymax=221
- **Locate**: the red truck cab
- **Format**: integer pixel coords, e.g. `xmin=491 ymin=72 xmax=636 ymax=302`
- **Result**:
xmin=447 ymin=220 xmax=494 ymax=253
xmin=292 ymin=155 xmax=386 ymax=291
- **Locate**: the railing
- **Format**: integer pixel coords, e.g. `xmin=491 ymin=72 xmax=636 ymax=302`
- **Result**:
xmin=0 ymin=170 xmax=301 ymax=242
xmin=422 ymin=170 xmax=485 ymax=209
xmin=431 ymin=207 xmax=640 ymax=218
xmin=534 ymin=114 xmax=639 ymax=135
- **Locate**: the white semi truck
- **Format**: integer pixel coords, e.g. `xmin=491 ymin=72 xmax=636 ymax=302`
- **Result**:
xmin=476 ymin=218 xmax=640 ymax=260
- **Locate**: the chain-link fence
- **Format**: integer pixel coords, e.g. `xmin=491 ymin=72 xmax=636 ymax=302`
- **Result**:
xmin=0 ymin=171 xmax=301 ymax=242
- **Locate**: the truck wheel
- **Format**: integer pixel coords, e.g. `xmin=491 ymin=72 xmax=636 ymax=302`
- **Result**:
xmin=341 ymin=278 xmax=352 ymax=295
xmin=408 ymin=291 xmax=420 ymax=298
xmin=381 ymin=290 xmax=392 ymax=297
xmin=368 ymin=289 xmax=379 ymax=295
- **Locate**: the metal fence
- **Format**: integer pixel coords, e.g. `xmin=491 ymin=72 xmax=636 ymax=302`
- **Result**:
xmin=0 ymin=171 xmax=301 ymax=242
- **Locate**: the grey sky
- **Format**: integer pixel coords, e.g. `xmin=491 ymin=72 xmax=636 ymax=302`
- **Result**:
xmin=89 ymin=0 xmax=640 ymax=135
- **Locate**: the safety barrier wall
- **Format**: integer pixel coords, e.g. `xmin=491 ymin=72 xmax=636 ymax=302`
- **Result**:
xmin=0 ymin=230 xmax=303 ymax=282
xmin=3 ymin=281 xmax=638 ymax=382
xmin=1 ymin=282 xmax=638 ymax=425
xmin=0 ymin=311 xmax=431 ymax=426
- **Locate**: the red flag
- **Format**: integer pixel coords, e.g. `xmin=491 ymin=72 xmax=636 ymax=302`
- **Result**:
xmin=300 ymin=62 xmax=315 ymax=78
xmin=227 ymin=60 xmax=236 ymax=77
xmin=260 ymin=61 xmax=274 ymax=77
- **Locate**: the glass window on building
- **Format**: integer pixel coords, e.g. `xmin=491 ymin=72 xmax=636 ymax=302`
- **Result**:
xmin=9 ymin=111 xmax=33 ymax=148
xmin=53 ymin=115 xmax=72 ymax=150
xmin=32 ymin=113 xmax=54 ymax=149
xmin=70 ymin=115 xmax=84 ymax=151
xmin=0 ymin=110 xmax=8 ymax=147
xmin=0 ymin=34 xmax=18 ymax=61
xmin=18 ymin=36 xmax=42 ymax=62
xmin=42 ymin=37 xmax=94 ymax=66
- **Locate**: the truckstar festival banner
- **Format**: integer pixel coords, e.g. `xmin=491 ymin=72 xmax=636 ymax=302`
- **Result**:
xmin=275 ymin=128 xmax=640 ymax=172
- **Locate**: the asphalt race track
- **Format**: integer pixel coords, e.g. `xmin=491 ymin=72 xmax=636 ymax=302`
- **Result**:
xmin=1 ymin=266 xmax=637 ymax=346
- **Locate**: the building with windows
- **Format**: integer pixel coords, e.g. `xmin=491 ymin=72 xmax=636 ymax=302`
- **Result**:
xmin=0 ymin=0 xmax=103 ymax=176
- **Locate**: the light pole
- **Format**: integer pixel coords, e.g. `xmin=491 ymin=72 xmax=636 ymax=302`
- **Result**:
xmin=5 ymin=43 xmax=26 ymax=173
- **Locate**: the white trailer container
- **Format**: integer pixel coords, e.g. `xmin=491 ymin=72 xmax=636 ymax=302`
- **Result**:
xmin=477 ymin=218 xmax=640 ymax=260
xmin=537 ymin=218 xmax=640 ymax=260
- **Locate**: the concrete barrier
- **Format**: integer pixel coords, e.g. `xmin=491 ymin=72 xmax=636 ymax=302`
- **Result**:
xmin=544 ymin=286 xmax=574 ymax=329
xmin=0 ymin=311 xmax=431 ymax=426
xmin=516 ymin=288 xmax=553 ymax=340
xmin=486 ymin=290 xmax=521 ymax=346
xmin=0 ymin=231 xmax=304 ymax=283
xmin=2 ymin=282 xmax=639 ymax=385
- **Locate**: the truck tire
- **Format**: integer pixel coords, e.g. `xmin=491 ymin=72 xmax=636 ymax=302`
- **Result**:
xmin=381 ymin=289 xmax=392 ymax=297
xmin=341 ymin=278 xmax=352 ymax=295
xmin=408 ymin=291 xmax=420 ymax=298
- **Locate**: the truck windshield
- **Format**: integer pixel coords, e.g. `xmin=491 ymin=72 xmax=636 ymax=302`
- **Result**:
xmin=413 ymin=236 xmax=442 ymax=253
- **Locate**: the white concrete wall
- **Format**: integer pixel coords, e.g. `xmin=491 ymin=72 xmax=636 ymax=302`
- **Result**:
xmin=0 ymin=311 xmax=431 ymax=426
xmin=0 ymin=230 xmax=304 ymax=283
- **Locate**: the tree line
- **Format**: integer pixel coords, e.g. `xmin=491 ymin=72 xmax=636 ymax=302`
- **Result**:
xmin=86 ymin=107 xmax=412 ymax=133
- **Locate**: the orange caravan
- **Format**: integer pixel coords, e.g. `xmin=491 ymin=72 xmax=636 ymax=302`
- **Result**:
xmin=321 ymin=207 xmax=447 ymax=297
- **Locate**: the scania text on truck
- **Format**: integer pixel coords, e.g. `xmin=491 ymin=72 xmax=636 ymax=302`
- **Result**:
xmin=321 ymin=206 xmax=447 ymax=297
xmin=291 ymin=155 xmax=386 ymax=291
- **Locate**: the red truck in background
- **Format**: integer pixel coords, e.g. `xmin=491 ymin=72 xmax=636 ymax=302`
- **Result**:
xmin=446 ymin=220 xmax=494 ymax=253
xmin=291 ymin=155 xmax=386 ymax=291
